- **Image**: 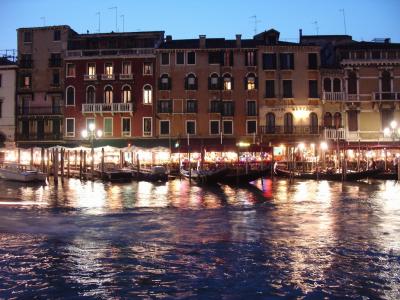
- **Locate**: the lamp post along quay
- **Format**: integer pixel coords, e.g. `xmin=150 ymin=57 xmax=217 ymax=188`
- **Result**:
xmin=383 ymin=120 xmax=400 ymax=180
xmin=81 ymin=123 xmax=103 ymax=179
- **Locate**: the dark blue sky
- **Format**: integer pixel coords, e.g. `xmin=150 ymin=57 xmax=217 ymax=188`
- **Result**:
xmin=1 ymin=0 xmax=399 ymax=50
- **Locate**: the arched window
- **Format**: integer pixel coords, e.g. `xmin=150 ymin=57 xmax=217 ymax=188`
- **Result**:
xmin=309 ymin=112 xmax=318 ymax=134
xmin=266 ymin=112 xmax=275 ymax=133
xmin=185 ymin=73 xmax=197 ymax=90
xmin=324 ymin=112 xmax=332 ymax=127
xmin=223 ymin=73 xmax=233 ymax=90
xmin=284 ymin=113 xmax=293 ymax=134
xmin=209 ymin=73 xmax=219 ymax=90
xmin=245 ymin=73 xmax=257 ymax=90
xmin=323 ymin=78 xmax=331 ymax=92
xmin=122 ymin=85 xmax=131 ymax=103
xmin=159 ymin=74 xmax=170 ymax=90
xmin=104 ymin=86 xmax=113 ymax=104
xmin=334 ymin=112 xmax=342 ymax=128
xmin=333 ymin=78 xmax=341 ymax=92
xmin=66 ymin=86 xmax=75 ymax=106
xmin=86 ymin=86 xmax=95 ymax=104
xmin=143 ymin=85 xmax=152 ymax=104
xmin=347 ymin=71 xmax=357 ymax=94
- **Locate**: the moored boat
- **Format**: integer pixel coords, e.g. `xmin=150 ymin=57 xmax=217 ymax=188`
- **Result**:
xmin=180 ymin=167 xmax=229 ymax=184
xmin=0 ymin=163 xmax=47 ymax=183
xmin=217 ymin=168 xmax=268 ymax=185
xmin=132 ymin=165 xmax=168 ymax=182
xmin=95 ymin=162 xmax=132 ymax=181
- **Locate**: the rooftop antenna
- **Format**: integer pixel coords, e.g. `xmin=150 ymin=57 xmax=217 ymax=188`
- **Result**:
xmin=120 ymin=14 xmax=125 ymax=32
xmin=109 ymin=6 xmax=118 ymax=32
xmin=96 ymin=12 xmax=101 ymax=33
xmin=339 ymin=9 xmax=347 ymax=35
xmin=40 ymin=17 xmax=46 ymax=26
xmin=312 ymin=21 xmax=319 ymax=35
xmin=249 ymin=15 xmax=261 ymax=35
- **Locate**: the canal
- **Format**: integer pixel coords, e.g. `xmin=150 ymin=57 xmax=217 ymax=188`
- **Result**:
xmin=0 ymin=178 xmax=399 ymax=299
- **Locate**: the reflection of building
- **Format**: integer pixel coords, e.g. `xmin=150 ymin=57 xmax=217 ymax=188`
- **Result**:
xmin=63 ymin=31 xmax=164 ymax=147
xmin=0 ymin=58 xmax=17 ymax=145
xmin=16 ymin=26 xmax=77 ymax=147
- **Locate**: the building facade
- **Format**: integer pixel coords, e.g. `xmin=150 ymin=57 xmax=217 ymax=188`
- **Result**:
xmin=0 ymin=58 xmax=17 ymax=146
xmin=63 ymin=31 xmax=164 ymax=147
xmin=16 ymin=25 xmax=77 ymax=147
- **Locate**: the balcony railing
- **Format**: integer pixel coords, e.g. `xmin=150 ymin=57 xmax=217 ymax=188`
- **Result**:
xmin=101 ymin=74 xmax=115 ymax=80
xmin=17 ymin=106 xmax=63 ymax=115
xmin=341 ymin=58 xmax=400 ymax=67
xmin=82 ymin=103 xmax=133 ymax=113
xmin=84 ymin=74 xmax=97 ymax=81
xmin=66 ymin=48 xmax=155 ymax=58
xmin=119 ymin=74 xmax=133 ymax=80
xmin=259 ymin=125 xmax=322 ymax=135
xmin=322 ymin=91 xmax=347 ymax=101
xmin=373 ymin=92 xmax=400 ymax=101
xmin=323 ymin=128 xmax=346 ymax=140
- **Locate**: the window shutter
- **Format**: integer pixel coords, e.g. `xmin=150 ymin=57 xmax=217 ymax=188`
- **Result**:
xmin=158 ymin=77 xmax=162 ymax=90
xmin=231 ymin=77 xmax=234 ymax=90
xmin=220 ymin=51 xmax=224 ymax=65
xmin=290 ymin=53 xmax=294 ymax=69
xmin=184 ymin=77 xmax=188 ymax=90
xmin=194 ymin=77 xmax=198 ymax=90
xmin=244 ymin=77 xmax=248 ymax=90
xmin=208 ymin=77 xmax=211 ymax=90
xmin=262 ymin=53 xmax=267 ymax=70
xmin=229 ymin=50 xmax=234 ymax=66
xmin=168 ymin=77 xmax=172 ymax=90
xmin=279 ymin=53 xmax=285 ymax=69
xmin=254 ymin=53 xmax=257 ymax=66
xmin=245 ymin=52 xmax=248 ymax=66
xmin=218 ymin=77 xmax=223 ymax=90
xmin=255 ymin=77 xmax=258 ymax=89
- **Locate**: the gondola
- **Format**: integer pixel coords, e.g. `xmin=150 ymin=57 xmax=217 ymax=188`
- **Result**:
xmin=180 ymin=167 xmax=229 ymax=184
xmin=131 ymin=165 xmax=168 ymax=182
xmin=370 ymin=172 xmax=399 ymax=180
xmin=217 ymin=168 xmax=268 ymax=185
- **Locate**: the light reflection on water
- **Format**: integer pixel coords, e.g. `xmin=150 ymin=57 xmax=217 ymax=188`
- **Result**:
xmin=0 ymin=178 xmax=400 ymax=298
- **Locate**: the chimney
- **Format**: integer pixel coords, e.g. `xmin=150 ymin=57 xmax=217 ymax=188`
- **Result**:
xmin=299 ymin=29 xmax=303 ymax=42
xmin=384 ymin=38 xmax=391 ymax=44
xmin=236 ymin=34 xmax=241 ymax=48
xmin=166 ymin=35 xmax=172 ymax=42
xmin=199 ymin=35 xmax=206 ymax=48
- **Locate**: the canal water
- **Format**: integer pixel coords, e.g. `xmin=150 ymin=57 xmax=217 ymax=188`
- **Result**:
xmin=0 ymin=178 xmax=399 ymax=299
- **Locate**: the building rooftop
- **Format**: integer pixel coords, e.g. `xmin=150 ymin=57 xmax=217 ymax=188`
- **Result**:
xmin=0 ymin=57 xmax=17 ymax=66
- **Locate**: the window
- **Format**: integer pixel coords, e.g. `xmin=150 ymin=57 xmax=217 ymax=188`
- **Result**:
xmin=23 ymin=74 xmax=31 ymax=88
xmin=187 ymin=51 xmax=196 ymax=65
xmin=247 ymin=120 xmax=257 ymax=134
xmin=210 ymin=100 xmax=220 ymax=113
xmin=23 ymin=31 xmax=32 ymax=43
xmin=104 ymin=86 xmax=113 ymax=104
xmin=185 ymin=74 xmax=197 ymax=90
xmin=283 ymin=80 xmax=293 ymax=98
xmin=66 ymin=86 xmax=75 ymax=106
xmin=333 ymin=78 xmax=341 ymax=92
xmin=122 ymin=118 xmax=131 ymax=136
xmin=284 ymin=113 xmax=293 ymax=134
xmin=223 ymin=50 xmax=234 ymax=66
xmin=86 ymin=118 xmax=95 ymax=131
xmin=247 ymin=101 xmax=257 ymax=116
xmin=208 ymin=52 xmax=221 ymax=64
xmin=308 ymin=80 xmax=318 ymax=98
xmin=209 ymin=73 xmax=220 ymax=90
xmin=143 ymin=118 xmax=152 ymax=136
xmin=246 ymin=74 xmax=257 ymax=90
xmin=161 ymin=53 xmax=170 ymax=65
xmin=334 ymin=112 xmax=342 ymax=128
xmin=158 ymin=100 xmax=172 ymax=113
xmin=372 ymin=51 xmax=381 ymax=59
xmin=49 ymin=53 xmax=61 ymax=67
xmin=143 ymin=85 xmax=152 ymax=104
xmin=266 ymin=113 xmax=275 ymax=133
xmin=347 ymin=71 xmax=357 ymax=94
xmin=143 ymin=62 xmax=153 ymax=75
xmin=104 ymin=118 xmax=113 ymax=137
xmin=122 ymin=85 xmax=131 ymax=103
xmin=87 ymin=62 xmax=96 ymax=79
xmin=66 ymin=63 xmax=75 ymax=77
xmin=210 ymin=120 xmax=220 ymax=135
xmin=324 ymin=112 xmax=332 ymax=127
xmin=381 ymin=70 xmax=391 ymax=93
xmin=280 ymin=53 xmax=294 ymax=69
xmin=323 ymin=78 xmax=331 ymax=92
xmin=265 ymin=80 xmax=275 ymax=98
xmin=104 ymin=62 xmax=113 ymax=78
xmin=20 ymin=54 xmax=32 ymax=68
xmin=65 ymin=118 xmax=75 ymax=137
xmin=221 ymin=101 xmax=234 ymax=116
xmin=223 ymin=74 xmax=233 ymax=90
xmin=86 ymin=86 xmax=95 ymax=104
xmin=381 ymin=109 xmax=394 ymax=129
xmin=309 ymin=113 xmax=318 ymax=134
xmin=159 ymin=74 xmax=171 ymax=90
xmin=186 ymin=100 xmax=197 ymax=113
xmin=245 ymin=51 xmax=256 ymax=66
xmin=122 ymin=62 xmax=131 ymax=74
xmin=262 ymin=53 xmax=276 ymax=69
xmin=308 ymin=53 xmax=318 ymax=69
xmin=355 ymin=51 xmax=365 ymax=59
xmin=53 ymin=30 xmax=61 ymax=41
xmin=223 ymin=120 xmax=233 ymax=135
xmin=160 ymin=120 xmax=170 ymax=135
xmin=186 ymin=120 xmax=196 ymax=135
xmin=176 ymin=52 xmax=184 ymax=65
xmin=52 ymin=70 xmax=60 ymax=86
xmin=347 ymin=110 xmax=358 ymax=131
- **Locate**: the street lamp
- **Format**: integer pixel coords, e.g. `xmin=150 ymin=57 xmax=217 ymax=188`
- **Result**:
xmin=81 ymin=123 xmax=103 ymax=178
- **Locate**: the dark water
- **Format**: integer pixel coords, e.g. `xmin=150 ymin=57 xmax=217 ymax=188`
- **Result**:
xmin=0 ymin=178 xmax=399 ymax=299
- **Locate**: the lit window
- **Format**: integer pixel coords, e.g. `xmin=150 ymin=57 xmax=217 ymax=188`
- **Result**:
xmin=104 ymin=86 xmax=113 ymax=104
xmin=143 ymin=85 xmax=152 ymax=104
xmin=122 ymin=62 xmax=131 ymax=74
xmin=223 ymin=74 xmax=232 ymax=90
xmin=66 ymin=63 xmax=75 ymax=77
xmin=143 ymin=117 xmax=152 ymax=136
xmin=104 ymin=118 xmax=113 ymax=137
xmin=143 ymin=62 xmax=153 ymax=75
xmin=246 ymin=74 xmax=256 ymax=90
xmin=122 ymin=85 xmax=131 ymax=103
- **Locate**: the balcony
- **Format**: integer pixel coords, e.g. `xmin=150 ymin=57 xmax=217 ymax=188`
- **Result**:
xmin=17 ymin=106 xmax=63 ymax=116
xmin=260 ymin=125 xmax=322 ymax=135
xmin=322 ymin=91 xmax=347 ymax=101
xmin=341 ymin=58 xmax=400 ymax=67
xmin=373 ymin=92 xmax=400 ymax=101
xmin=101 ymin=74 xmax=115 ymax=80
xmin=66 ymin=48 xmax=155 ymax=58
xmin=119 ymin=74 xmax=133 ymax=80
xmin=323 ymin=128 xmax=346 ymax=140
xmin=82 ymin=103 xmax=133 ymax=114
xmin=84 ymin=74 xmax=97 ymax=81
